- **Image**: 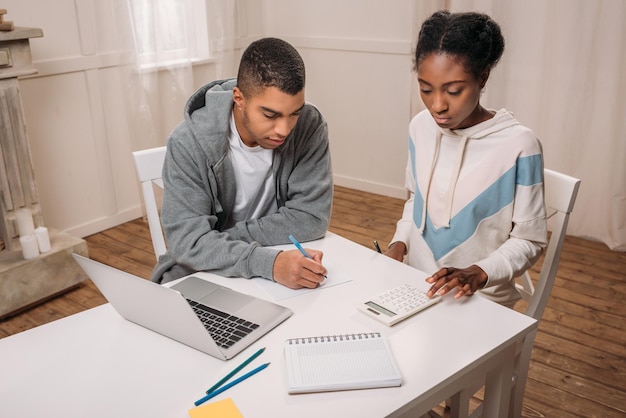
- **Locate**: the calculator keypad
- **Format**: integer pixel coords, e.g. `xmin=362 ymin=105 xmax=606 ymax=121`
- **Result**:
xmin=374 ymin=284 xmax=432 ymax=314
xmin=359 ymin=283 xmax=441 ymax=326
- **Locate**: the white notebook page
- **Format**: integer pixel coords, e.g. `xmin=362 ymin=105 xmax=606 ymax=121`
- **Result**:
xmin=284 ymin=333 xmax=402 ymax=393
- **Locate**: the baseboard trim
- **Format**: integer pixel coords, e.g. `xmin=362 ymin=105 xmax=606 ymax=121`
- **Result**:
xmin=334 ymin=175 xmax=407 ymax=200
xmin=64 ymin=206 xmax=144 ymax=238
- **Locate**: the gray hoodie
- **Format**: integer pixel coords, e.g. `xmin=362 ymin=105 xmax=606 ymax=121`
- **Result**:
xmin=151 ymin=79 xmax=333 ymax=284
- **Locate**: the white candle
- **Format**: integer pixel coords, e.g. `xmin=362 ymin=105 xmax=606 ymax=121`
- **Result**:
xmin=35 ymin=226 xmax=51 ymax=253
xmin=19 ymin=234 xmax=39 ymax=260
xmin=15 ymin=208 xmax=35 ymax=237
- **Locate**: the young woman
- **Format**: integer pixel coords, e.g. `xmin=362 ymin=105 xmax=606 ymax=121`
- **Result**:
xmin=385 ymin=11 xmax=547 ymax=308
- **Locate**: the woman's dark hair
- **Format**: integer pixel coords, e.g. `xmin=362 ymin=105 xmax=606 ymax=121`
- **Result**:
xmin=414 ymin=10 xmax=505 ymax=80
xmin=237 ymin=37 xmax=305 ymax=97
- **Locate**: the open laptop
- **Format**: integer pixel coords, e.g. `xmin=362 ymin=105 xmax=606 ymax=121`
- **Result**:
xmin=72 ymin=254 xmax=292 ymax=360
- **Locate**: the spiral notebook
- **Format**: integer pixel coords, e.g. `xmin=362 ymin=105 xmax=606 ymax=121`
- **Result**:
xmin=284 ymin=332 xmax=402 ymax=394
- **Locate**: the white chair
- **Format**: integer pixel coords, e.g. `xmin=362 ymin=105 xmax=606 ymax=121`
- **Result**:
xmin=448 ymin=168 xmax=581 ymax=418
xmin=132 ymin=146 xmax=167 ymax=260
xmin=515 ymin=169 xmax=581 ymax=320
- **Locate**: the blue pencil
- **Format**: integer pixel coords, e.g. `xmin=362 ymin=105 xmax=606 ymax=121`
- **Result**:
xmin=194 ymin=362 xmax=270 ymax=406
xmin=205 ymin=347 xmax=265 ymax=394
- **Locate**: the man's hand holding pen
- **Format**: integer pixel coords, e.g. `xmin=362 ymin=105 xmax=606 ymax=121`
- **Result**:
xmin=273 ymin=249 xmax=327 ymax=289
xmin=272 ymin=235 xmax=328 ymax=289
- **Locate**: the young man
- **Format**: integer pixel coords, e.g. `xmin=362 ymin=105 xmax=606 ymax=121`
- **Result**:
xmin=151 ymin=38 xmax=333 ymax=289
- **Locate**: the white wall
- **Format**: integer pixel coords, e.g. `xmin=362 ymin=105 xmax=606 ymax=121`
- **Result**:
xmin=262 ymin=0 xmax=415 ymax=198
xmin=4 ymin=0 xmax=218 ymax=237
xmin=4 ymin=1 xmax=622 ymax=247
xmin=3 ymin=0 xmax=414 ymax=240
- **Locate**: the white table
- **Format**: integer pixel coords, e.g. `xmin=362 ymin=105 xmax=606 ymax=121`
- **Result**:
xmin=0 ymin=233 xmax=536 ymax=418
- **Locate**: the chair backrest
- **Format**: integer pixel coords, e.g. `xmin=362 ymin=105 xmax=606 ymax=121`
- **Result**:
xmin=516 ymin=168 xmax=581 ymax=320
xmin=132 ymin=146 xmax=167 ymax=260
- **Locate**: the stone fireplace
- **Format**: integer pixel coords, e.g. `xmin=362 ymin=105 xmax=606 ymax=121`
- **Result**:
xmin=0 ymin=26 xmax=88 ymax=319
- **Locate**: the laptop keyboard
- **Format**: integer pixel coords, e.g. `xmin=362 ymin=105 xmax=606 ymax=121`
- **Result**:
xmin=187 ymin=300 xmax=260 ymax=349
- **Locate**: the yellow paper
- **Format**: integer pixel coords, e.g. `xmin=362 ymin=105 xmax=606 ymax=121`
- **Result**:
xmin=188 ymin=397 xmax=243 ymax=418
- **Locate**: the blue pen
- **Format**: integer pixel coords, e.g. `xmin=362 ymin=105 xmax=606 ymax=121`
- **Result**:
xmin=194 ymin=362 xmax=270 ymax=406
xmin=288 ymin=235 xmax=327 ymax=279
xmin=205 ymin=347 xmax=265 ymax=394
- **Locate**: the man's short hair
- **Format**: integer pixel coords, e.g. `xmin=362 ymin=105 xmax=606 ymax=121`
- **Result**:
xmin=237 ymin=37 xmax=305 ymax=97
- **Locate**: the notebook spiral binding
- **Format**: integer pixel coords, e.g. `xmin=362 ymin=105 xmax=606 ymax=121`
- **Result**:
xmin=287 ymin=332 xmax=382 ymax=345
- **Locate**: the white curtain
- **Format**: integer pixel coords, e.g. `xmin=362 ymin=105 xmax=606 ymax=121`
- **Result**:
xmin=412 ymin=0 xmax=626 ymax=251
xmin=104 ymin=0 xmax=240 ymax=152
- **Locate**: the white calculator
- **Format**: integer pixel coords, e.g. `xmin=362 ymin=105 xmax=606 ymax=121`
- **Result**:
xmin=359 ymin=283 xmax=441 ymax=326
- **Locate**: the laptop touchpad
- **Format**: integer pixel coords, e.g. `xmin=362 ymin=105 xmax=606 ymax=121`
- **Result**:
xmin=200 ymin=288 xmax=251 ymax=312
xmin=171 ymin=276 xmax=221 ymax=299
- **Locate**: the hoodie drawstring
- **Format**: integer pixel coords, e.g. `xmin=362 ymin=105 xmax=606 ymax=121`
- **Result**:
xmin=419 ymin=131 xmax=469 ymax=233
xmin=442 ymin=134 xmax=468 ymax=227
xmin=418 ymin=130 xmax=442 ymax=234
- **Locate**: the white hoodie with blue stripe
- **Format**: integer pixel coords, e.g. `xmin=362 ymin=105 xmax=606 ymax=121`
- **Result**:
xmin=391 ymin=108 xmax=547 ymax=306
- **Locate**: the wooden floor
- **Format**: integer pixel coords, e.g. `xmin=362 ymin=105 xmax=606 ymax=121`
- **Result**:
xmin=1 ymin=186 xmax=625 ymax=417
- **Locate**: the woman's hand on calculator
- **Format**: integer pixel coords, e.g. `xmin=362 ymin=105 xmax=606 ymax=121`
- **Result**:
xmin=425 ymin=265 xmax=488 ymax=299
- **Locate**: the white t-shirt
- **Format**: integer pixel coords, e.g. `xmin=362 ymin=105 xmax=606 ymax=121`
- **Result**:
xmin=228 ymin=112 xmax=278 ymax=224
